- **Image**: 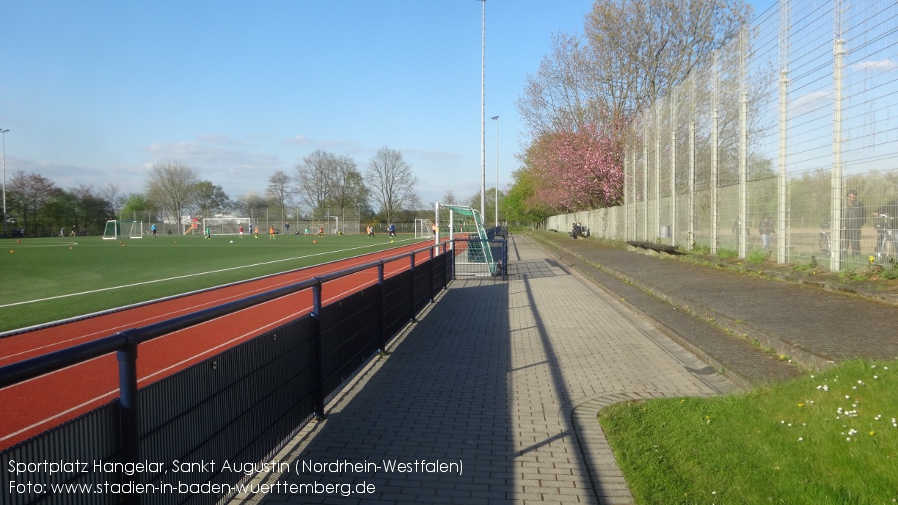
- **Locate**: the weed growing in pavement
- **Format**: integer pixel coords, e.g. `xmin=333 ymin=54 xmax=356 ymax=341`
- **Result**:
xmin=600 ymin=359 xmax=898 ymax=504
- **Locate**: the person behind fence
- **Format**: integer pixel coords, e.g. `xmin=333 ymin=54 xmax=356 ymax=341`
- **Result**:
xmin=759 ymin=213 xmax=773 ymax=249
xmin=842 ymin=189 xmax=865 ymax=258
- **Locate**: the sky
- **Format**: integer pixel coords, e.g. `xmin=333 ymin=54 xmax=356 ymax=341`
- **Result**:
xmin=0 ymin=0 xmax=776 ymax=211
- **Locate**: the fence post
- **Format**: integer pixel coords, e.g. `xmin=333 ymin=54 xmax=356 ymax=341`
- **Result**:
xmin=116 ymin=331 xmax=141 ymax=505
xmin=408 ymin=253 xmax=416 ymax=322
xmin=831 ymin=35 xmax=845 ymax=272
xmin=502 ymin=237 xmax=508 ymax=281
xmin=428 ymin=247 xmax=435 ymax=302
xmin=311 ymin=282 xmax=326 ymax=420
xmin=377 ymin=263 xmax=386 ymax=353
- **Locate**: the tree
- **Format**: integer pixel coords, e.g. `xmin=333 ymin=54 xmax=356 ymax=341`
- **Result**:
xmin=8 ymin=171 xmax=58 ymax=236
xmin=68 ymin=184 xmax=113 ymax=235
xmin=527 ymin=123 xmax=623 ymax=212
xmin=329 ymin=155 xmax=368 ymax=222
xmin=441 ymin=190 xmax=458 ymax=205
xmin=503 ymin=165 xmax=553 ymax=226
xmin=120 ymin=193 xmax=155 ymax=221
xmin=467 ymin=188 xmax=503 ymax=226
xmin=294 ymin=150 xmax=337 ymax=213
xmin=366 ymin=147 xmax=419 ymax=224
xmin=101 ymin=183 xmax=125 ymax=214
xmin=518 ymin=0 xmax=751 ymax=139
xmin=234 ymin=191 xmax=269 ymax=223
xmin=267 ymin=170 xmax=293 ymax=210
xmin=194 ymin=181 xmax=230 ymax=218
xmin=144 ymin=162 xmax=199 ymax=229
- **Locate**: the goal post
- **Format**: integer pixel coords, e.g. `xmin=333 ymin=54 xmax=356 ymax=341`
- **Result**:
xmin=414 ymin=218 xmax=433 ymax=239
xmin=202 ymin=217 xmax=251 ymax=236
xmin=103 ymin=220 xmax=144 ymax=240
xmin=128 ymin=221 xmax=144 ymax=239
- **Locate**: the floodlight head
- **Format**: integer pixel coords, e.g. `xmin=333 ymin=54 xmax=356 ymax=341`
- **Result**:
xmin=491 ymin=116 xmax=498 ymax=120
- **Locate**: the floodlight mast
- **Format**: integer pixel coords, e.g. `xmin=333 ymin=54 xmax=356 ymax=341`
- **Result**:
xmin=478 ymin=0 xmax=486 ymax=220
xmin=0 ymin=129 xmax=8 ymax=237
xmin=491 ymin=116 xmax=498 ymax=227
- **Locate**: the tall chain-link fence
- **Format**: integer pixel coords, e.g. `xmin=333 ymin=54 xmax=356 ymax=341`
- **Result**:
xmin=546 ymin=0 xmax=898 ymax=272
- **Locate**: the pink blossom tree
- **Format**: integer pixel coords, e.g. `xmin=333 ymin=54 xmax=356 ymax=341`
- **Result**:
xmin=529 ymin=123 xmax=623 ymax=212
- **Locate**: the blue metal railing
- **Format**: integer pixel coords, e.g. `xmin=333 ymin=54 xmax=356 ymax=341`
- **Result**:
xmin=0 ymin=241 xmax=453 ymax=505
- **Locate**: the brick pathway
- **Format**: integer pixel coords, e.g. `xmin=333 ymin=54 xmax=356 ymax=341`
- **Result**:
xmin=231 ymin=236 xmax=734 ymax=504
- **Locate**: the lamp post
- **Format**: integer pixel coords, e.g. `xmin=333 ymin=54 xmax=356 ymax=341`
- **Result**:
xmin=0 ymin=129 xmax=8 ymax=238
xmin=491 ymin=116 xmax=499 ymax=227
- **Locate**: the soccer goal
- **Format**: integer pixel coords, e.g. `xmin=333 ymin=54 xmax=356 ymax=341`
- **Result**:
xmin=203 ymin=217 xmax=251 ymax=236
xmin=414 ymin=218 xmax=433 ymax=239
xmin=102 ymin=220 xmax=144 ymax=240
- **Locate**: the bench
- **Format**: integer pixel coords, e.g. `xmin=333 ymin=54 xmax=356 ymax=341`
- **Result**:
xmin=626 ymin=240 xmax=680 ymax=256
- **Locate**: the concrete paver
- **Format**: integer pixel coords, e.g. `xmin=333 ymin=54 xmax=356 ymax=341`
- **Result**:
xmin=533 ymin=232 xmax=898 ymax=379
xmin=231 ymin=236 xmax=735 ymax=504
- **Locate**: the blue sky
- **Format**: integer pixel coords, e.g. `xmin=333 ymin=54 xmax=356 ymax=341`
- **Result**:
xmin=1 ymin=1 xmax=775 ymax=210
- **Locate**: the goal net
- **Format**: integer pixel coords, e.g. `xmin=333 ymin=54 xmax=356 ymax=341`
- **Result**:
xmin=103 ymin=220 xmax=144 ymax=240
xmin=414 ymin=219 xmax=433 ymax=239
xmin=202 ymin=217 xmax=251 ymax=236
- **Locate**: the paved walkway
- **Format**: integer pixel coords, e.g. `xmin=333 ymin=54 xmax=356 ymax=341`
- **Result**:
xmin=232 ymin=235 xmax=735 ymax=505
xmin=532 ymin=232 xmax=898 ymax=387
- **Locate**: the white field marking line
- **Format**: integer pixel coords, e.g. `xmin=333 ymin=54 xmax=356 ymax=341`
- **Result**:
xmin=0 ymin=243 xmax=384 ymax=310
xmin=6 ymin=241 xmax=80 ymax=248
xmin=0 ymin=278 xmax=380 ymax=443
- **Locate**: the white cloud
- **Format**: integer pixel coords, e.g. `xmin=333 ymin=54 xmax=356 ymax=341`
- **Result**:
xmin=790 ymin=90 xmax=830 ymax=114
xmin=195 ymin=134 xmax=248 ymax=146
xmin=853 ymin=59 xmax=898 ymax=72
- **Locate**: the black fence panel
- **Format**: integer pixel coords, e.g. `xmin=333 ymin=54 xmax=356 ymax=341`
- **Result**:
xmin=432 ymin=253 xmax=447 ymax=292
xmin=319 ymin=287 xmax=380 ymax=398
xmin=137 ymin=316 xmax=315 ymax=505
xmin=383 ymin=270 xmax=412 ymax=339
xmin=1 ymin=401 xmax=120 ymax=505
xmin=413 ymin=260 xmax=432 ymax=312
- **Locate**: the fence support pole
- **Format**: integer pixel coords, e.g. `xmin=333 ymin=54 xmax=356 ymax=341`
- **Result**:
xmin=116 ymin=332 xmax=141 ymax=505
xmin=428 ymin=247 xmax=435 ymax=302
xmin=409 ymin=254 xmax=417 ymax=322
xmin=311 ymin=283 xmax=325 ymax=420
xmin=377 ymin=263 xmax=386 ymax=353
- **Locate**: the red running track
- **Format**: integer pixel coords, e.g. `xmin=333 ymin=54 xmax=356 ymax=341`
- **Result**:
xmin=0 ymin=243 xmax=440 ymax=450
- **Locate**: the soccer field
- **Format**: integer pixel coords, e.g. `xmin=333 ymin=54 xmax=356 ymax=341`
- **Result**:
xmin=0 ymin=232 xmax=424 ymax=333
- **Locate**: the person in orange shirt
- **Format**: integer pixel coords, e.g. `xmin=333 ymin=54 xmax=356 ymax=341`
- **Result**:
xmin=269 ymin=224 xmax=276 ymax=239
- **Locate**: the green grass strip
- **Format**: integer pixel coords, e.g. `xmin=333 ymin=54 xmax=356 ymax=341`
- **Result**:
xmin=600 ymin=359 xmax=898 ymax=504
